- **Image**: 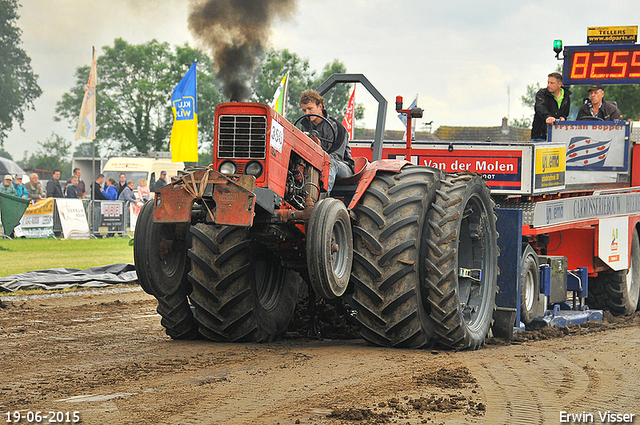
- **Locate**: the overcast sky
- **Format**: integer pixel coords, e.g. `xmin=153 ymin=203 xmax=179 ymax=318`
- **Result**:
xmin=4 ymin=0 xmax=637 ymax=160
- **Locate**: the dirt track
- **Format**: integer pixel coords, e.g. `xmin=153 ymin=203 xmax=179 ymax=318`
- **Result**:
xmin=1 ymin=286 xmax=640 ymax=425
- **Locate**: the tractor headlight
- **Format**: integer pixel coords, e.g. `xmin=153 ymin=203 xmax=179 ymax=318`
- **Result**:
xmin=219 ymin=161 xmax=237 ymax=175
xmin=244 ymin=161 xmax=263 ymax=178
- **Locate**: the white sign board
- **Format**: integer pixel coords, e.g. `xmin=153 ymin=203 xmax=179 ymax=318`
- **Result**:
xmin=270 ymin=119 xmax=284 ymax=153
xmin=56 ymin=199 xmax=90 ymax=239
xmin=598 ymin=216 xmax=629 ymax=271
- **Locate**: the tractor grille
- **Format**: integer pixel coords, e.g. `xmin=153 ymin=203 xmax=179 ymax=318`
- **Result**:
xmin=218 ymin=115 xmax=267 ymax=159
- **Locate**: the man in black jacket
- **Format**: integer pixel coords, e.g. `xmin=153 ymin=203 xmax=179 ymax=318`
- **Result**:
xmin=531 ymin=72 xmax=571 ymax=141
xmin=45 ymin=169 xmax=64 ymax=198
xmin=91 ymin=174 xmax=107 ymax=200
xmin=576 ymin=84 xmax=622 ymax=121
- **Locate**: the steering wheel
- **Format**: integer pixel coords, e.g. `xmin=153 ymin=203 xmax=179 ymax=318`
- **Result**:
xmin=293 ymin=113 xmax=337 ymax=145
xmin=578 ymin=116 xmax=604 ymax=121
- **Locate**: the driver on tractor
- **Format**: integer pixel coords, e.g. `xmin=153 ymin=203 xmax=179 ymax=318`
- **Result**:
xmin=299 ymin=90 xmax=355 ymax=192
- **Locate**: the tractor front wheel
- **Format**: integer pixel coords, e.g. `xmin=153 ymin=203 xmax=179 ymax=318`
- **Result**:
xmin=188 ymin=223 xmax=299 ymax=342
xmin=133 ymin=201 xmax=197 ymax=339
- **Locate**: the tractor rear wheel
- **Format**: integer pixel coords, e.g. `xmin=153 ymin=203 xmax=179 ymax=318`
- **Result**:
xmin=133 ymin=201 xmax=197 ymax=339
xmin=424 ymin=173 xmax=498 ymax=350
xmin=352 ymin=165 xmax=441 ymax=348
xmin=588 ymin=228 xmax=640 ymax=315
xmin=188 ymin=223 xmax=299 ymax=342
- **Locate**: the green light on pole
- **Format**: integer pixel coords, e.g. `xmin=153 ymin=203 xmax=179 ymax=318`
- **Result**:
xmin=553 ymin=40 xmax=563 ymax=59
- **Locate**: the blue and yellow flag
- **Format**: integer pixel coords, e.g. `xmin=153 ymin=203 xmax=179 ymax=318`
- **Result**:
xmin=170 ymin=61 xmax=198 ymax=163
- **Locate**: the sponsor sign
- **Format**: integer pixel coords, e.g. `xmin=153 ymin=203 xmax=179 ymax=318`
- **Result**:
xmin=19 ymin=198 xmax=55 ymax=238
xmin=56 ymin=198 xmax=90 ymax=239
xmin=129 ymin=202 xmax=143 ymax=232
xmin=534 ymin=146 xmax=566 ymax=190
xmin=598 ymin=216 xmax=628 ymax=271
xmin=550 ymin=123 xmax=629 ymax=171
xmin=100 ymin=201 xmax=125 ymax=227
xmin=587 ymin=26 xmax=638 ymax=44
xmin=412 ymin=148 xmax=524 ymax=191
xmin=532 ymin=191 xmax=640 ymax=228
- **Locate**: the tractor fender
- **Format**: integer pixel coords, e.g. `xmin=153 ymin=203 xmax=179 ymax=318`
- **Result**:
xmin=347 ymin=159 xmax=411 ymax=210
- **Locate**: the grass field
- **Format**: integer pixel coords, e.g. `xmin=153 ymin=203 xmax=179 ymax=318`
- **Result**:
xmin=0 ymin=237 xmax=135 ymax=277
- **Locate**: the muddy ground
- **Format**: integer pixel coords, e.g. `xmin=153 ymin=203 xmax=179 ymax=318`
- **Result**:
xmin=1 ymin=286 xmax=639 ymax=425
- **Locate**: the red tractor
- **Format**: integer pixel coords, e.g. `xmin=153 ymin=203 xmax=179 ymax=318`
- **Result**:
xmin=134 ymin=74 xmax=499 ymax=350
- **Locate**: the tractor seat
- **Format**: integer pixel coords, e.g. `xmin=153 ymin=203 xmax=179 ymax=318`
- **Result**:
xmin=334 ymin=156 xmax=369 ymax=186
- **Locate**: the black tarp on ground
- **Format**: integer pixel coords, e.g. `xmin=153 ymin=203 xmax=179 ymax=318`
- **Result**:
xmin=0 ymin=263 xmax=138 ymax=293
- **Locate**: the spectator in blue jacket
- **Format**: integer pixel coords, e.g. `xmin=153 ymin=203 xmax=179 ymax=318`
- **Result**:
xmin=12 ymin=175 xmax=28 ymax=199
xmin=102 ymin=177 xmax=118 ymax=200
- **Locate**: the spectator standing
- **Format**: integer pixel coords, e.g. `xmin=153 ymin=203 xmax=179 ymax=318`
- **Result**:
xmin=92 ymin=174 xmax=107 ymax=200
xmin=118 ymin=180 xmax=137 ymax=202
xmin=13 ymin=175 xmax=27 ymax=199
xmin=65 ymin=176 xmax=79 ymax=198
xmin=24 ymin=173 xmax=44 ymax=201
xmin=137 ymin=179 xmax=151 ymax=202
xmin=1 ymin=175 xmax=16 ymax=196
xmin=102 ymin=177 xmax=118 ymax=200
xmin=46 ymin=169 xmax=64 ymax=198
xmin=65 ymin=168 xmax=85 ymax=198
xmin=531 ymin=72 xmax=571 ymax=141
xmin=117 ymin=173 xmax=127 ymax=196
xmin=153 ymin=171 xmax=167 ymax=192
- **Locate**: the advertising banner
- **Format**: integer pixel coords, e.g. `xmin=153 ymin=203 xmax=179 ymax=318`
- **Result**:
xmin=99 ymin=201 xmax=125 ymax=228
xmin=19 ymin=198 xmax=55 ymax=238
xmin=56 ymin=198 xmax=90 ymax=239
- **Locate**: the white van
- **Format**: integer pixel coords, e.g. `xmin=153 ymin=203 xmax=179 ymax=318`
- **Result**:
xmin=101 ymin=156 xmax=185 ymax=196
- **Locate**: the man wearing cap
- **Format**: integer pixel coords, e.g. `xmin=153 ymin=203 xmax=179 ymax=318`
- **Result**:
xmin=12 ymin=175 xmax=27 ymax=199
xmin=531 ymin=72 xmax=572 ymax=141
xmin=153 ymin=171 xmax=167 ymax=192
xmin=1 ymin=175 xmax=16 ymax=196
xmin=577 ymin=84 xmax=623 ymax=121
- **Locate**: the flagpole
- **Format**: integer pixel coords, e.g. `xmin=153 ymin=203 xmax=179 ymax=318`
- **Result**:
xmin=90 ymin=46 xmax=97 ymax=236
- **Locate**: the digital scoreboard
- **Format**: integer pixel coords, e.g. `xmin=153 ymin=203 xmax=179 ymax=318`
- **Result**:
xmin=562 ymin=44 xmax=640 ymax=85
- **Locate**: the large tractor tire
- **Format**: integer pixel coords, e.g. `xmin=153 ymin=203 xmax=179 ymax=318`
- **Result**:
xmin=588 ymin=228 xmax=640 ymax=316
xmin=352 ymin=165 xmax=441 ymax=348
xmin=187 ymin=223 xmax=299 ymax=342
xmin=133 ymin=201 xmax=197 ymax=339
xmin=424 ymin=173 xmax=499 ymax=350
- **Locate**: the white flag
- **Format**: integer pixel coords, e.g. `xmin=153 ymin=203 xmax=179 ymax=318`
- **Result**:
xmin=75 ymin=49 xmax=97 ymax=140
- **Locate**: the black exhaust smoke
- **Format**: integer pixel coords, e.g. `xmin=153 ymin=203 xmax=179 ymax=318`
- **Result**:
xmin=188 ymin=0 xmax=297 ymax=102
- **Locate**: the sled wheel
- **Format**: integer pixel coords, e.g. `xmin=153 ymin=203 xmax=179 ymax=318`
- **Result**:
xmin=307 ymin=198 xmax=353 ymax=299
xmin=520 ymin=246 xmax=540 ymax=325
xmin=425 ymin=173 xmax=499 ymax=350
xmin=188 ymin=223 xmax=300 ymax=342
xmin=133 ymin=201 xmax=197 ymax=339
xmin=352 ymin=165 xmax=441 ymax=348
xmin=588 ymin=228 xmax=640 ymax=315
